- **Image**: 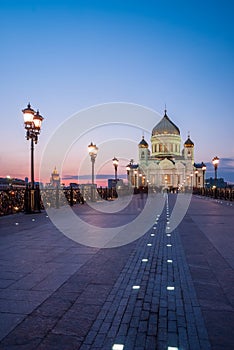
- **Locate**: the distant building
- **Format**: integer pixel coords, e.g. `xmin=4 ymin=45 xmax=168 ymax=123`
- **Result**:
xmin=127 ymin=109 xmax=205 ymax=191
xmin=50 ymin=167 xmax=61 ymax=188
xmin=205 ymin=177 xmax=227 ymax=189
xmin=0 ymin=177 xmax=26 ymax=189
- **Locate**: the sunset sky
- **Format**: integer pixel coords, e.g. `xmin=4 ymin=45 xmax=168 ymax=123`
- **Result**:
xmin=1 ymin=0 xmax=234 ymax=185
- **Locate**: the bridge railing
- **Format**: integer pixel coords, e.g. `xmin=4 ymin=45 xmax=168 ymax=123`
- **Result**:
xmin=1 ymin=186 xmax=233 ymax=216
xmin=193 ymin=187 xmax=234 ymax=201
xmin=0 ymin=186 xmax=120 ymax=216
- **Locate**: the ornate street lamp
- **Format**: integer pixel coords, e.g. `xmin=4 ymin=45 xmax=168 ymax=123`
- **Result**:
xmin=126 ymin=161 xmax=132 ymax=186
xmin=112 ymin=157 xmax=119 ymax=181
xmin=88 ymin=142 xmax=98 ymax=201
xmin=22 ymin=103 xmax=44 ymax=213
xmin=201 ymin=162 xmax=206 ymax=190
xmin=22 ymin=103 xmax=44 ymax=189
xmin=126 ymin=164 xmax=131 ymax=175
xmin=212 ymin=156 xmax=219 ymax=198
xmin=212 ymin=156 xmax=219 ymax=186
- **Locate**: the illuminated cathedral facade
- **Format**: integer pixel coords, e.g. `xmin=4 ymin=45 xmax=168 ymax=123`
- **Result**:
xmin=127 ymin=110 xmax=206 ymax=191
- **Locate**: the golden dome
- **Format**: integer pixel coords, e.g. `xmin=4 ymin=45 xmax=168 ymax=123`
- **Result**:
xmin=152 ymin=110 xmax=180 ymax=136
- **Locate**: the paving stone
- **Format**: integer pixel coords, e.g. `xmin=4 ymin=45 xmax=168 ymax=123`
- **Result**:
xmin=92 ymin=333 xmax=106 ymax=348
xmin=147 ymin=323 xmax=156 ymax=336
xmin=36 ymin=334 xmax=82 ymax=350
xmin=0 ymin=314 xmax=56 ymax=346
xmin=0 ymin=313 xmax=26 ymax=342
xmin=117 ymin=323 xmax=128 ymax=336
xmin=99 ymin=321 xmax=111 ymax=334
xmin=167 ymin=330 xmax=178 ymax=345
xmin=138 ymin=320 xmax=148 ymax=333
xmin=135 ymin=332 xmax=146 ymax=347
xmin=127 ymin=327 xmax=138 ymax=336
xmin=82 ymin=330 xmax=97 ymax=345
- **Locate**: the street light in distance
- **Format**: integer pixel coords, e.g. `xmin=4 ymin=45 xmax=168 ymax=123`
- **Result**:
xmin=88 ymin=142 xmax=98 ymax=201
xmin=201 ymin=162 xmax=206 ymax=190
xmin=212 ymin=156 xmax=219 ymax=198
xmin=112 ymin=156 xmax=119 ymax=181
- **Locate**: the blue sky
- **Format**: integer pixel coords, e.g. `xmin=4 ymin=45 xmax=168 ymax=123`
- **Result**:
xmin=1 ymin=0 xmax=234 ymax=183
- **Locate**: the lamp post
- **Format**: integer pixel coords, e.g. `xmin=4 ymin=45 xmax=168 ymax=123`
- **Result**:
xmin=126 ymin=160 xmax=134 ymax=186
xmin=112 ymin=157 xmax=119 ymax=182
xmin=201 ymin=162 xmax=206 ymax=191
xmin=134 ymin=170 xmax=137 ymax=188
xmin=194 ymin=169 xmax=198 ymax=188
xmin=88 ymin=142 xmax=98 ymax=200
xmin=212 ymin=156 xmax=219 ymax=198
xmin=22 ymin=103 xmax=44 ymax=213
xmin=190 ymin=173 xmax=193 ymax=189
xmin=164 ymin=175 xmax=168 ymax=190
xmin=126 ymin=163 xmax=131 ymax=190
xmin=139 ymin=173 xmax=142 ymax=187
xmin=126 ymin=164 xmax=131 ymax=176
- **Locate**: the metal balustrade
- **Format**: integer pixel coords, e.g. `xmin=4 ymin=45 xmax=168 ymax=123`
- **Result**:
xmin=0 ymin=187 xmax=120 ymax=216
xmin=1 ymin=186 xmax=233 ymax=216
xmin=193 ymin=187 xmax=234 ymax=201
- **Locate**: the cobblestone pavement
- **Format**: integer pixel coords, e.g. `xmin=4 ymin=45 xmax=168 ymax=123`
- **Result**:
xmin=79 ymin=195 xmax=210 ymax=350
xmin=0 ymin=194 xmax=233 ymax=349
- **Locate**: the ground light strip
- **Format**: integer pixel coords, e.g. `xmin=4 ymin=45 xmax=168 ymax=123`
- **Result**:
xmin=112 ymin=344 xmax=124 ymax=350
xmin=131 ymin=202 xmax=176 ymax=348
xmin=166 ymin=200 xmax=179 ymax=350
xmin=167 ymin=286 xmax=175 ymax=290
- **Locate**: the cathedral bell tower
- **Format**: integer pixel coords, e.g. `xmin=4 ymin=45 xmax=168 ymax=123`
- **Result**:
xmin=138 ymin=136 xmax=149 ymax=164
xmin=183 ymin=134 xmax=194 ymax=163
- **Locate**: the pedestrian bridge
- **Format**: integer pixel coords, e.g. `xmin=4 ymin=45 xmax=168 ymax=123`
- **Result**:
xmin=0 ymin=194 xmax=233 ymax=349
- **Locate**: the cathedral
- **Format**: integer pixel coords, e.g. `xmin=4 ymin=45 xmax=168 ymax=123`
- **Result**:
xmin=127 ymin=109 xmax=206 ymax=191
